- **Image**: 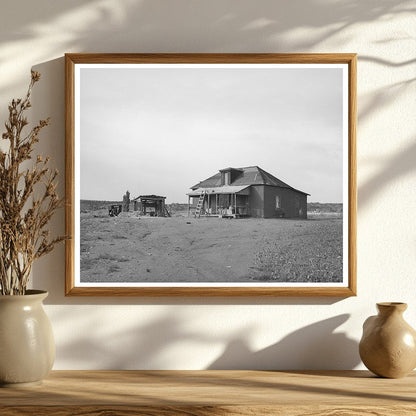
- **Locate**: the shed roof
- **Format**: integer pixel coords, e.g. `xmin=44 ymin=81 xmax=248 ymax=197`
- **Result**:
xmin=191 ymin=166 xmax=309 ymax=195
xmin=133 ymin=195 xmax=166 ymax=201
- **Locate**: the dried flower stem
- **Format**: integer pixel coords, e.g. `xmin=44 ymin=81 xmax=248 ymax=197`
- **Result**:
xmin=0 ymin=71 xmax=65 ymax=295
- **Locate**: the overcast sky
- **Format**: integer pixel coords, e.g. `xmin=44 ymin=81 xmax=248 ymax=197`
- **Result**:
xmin=79 ymin=65 xmax=345 ymax=203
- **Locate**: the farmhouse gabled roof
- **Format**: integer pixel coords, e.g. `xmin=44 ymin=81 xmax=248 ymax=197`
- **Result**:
xmin=191 ymin=166 xmax=309 ymax=195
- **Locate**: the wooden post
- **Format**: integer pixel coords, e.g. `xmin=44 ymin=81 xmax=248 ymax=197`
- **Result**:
xmin=188 ymin=195 xmax=190 ymax=217
xmin=208 ymin=193 xmax=210 ymax=215
xmin=234 ymin=193 xmax=237 ymax=216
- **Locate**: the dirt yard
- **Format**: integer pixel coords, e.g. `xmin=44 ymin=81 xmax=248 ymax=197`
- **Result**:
xmin=80 ymin=210 xmax=343 ymax=283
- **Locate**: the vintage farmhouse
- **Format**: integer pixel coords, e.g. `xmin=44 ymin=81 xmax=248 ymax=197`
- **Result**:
xmin=187 ymin=166 xmax=309 ymax=219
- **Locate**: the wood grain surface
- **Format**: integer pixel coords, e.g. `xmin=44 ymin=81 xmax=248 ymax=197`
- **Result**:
xmin=1 ymin=370 xmax=415 ymax=415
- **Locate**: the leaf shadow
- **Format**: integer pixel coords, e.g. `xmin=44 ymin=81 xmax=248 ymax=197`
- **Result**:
xmin=207 ymin=314 xmax=360 ymax=370
xmin=359 ymin=138 xmax=416 ymax=210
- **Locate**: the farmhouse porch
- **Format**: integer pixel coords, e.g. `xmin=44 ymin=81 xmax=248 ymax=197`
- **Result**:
xmin=187 ymin=186 xmax=250 ymax=218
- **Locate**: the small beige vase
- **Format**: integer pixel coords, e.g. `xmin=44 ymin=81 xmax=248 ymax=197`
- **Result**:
xmin=0 ymin=290 xmax=55 ymax=387
xmin=359 ymin=302 xmax=416 ymax=378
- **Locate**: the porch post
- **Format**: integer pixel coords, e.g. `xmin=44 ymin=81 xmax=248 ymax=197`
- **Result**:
xmin=208 ymin=193 xmax=210 ymax=215
xmin=188 ymin=195 xmax=190 ymax=217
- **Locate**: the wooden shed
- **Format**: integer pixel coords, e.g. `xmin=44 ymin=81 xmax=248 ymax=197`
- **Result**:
xmin=132 ymin=195 xmax=168 ymax=217
xmin=187 ymin=166 xmax=309 ymax=219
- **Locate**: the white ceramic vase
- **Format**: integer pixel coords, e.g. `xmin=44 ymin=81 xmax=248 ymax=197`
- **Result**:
xmin=0 ymin=290 xmax=55 ymax=387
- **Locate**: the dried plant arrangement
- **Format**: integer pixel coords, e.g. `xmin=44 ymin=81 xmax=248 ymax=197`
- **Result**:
xmin=0 ymin=71 xmax=65 ymax=295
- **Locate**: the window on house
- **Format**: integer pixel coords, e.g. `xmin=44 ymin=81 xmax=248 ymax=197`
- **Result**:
xmin=276 ymin=195 xmax=281 ymax=209
xmin=224 ymin=171 xmax=231 ymax=185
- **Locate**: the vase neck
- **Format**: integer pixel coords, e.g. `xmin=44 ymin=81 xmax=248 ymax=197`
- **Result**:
xmin=377 ymin=302 xmax=407 ymax=316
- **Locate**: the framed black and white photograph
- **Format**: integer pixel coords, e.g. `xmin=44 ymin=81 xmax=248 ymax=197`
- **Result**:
xmin=65 ymin=53 xmax=356 ymax=296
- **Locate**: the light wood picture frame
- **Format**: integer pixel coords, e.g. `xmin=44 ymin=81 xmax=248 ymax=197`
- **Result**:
xmin=65 ymin=53 xmax=357 ymax=296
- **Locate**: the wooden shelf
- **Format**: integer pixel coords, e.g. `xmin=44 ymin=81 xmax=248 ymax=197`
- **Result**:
xmin=1 ymin=370 xmax=415 ymax=415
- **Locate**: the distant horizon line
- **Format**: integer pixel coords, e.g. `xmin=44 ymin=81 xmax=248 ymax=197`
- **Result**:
xmin=80 ymin=198 xmax=343 ymax=205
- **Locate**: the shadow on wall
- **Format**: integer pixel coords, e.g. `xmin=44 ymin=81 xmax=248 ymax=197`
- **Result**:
xmin=0 ymin=0 xmax=414 ymax=97
xmin=53 ymin=307 xmax=359 ymax=370
xmin=358 ymin=78 xmax=416 ymax=128
xmin=1 ymin=0 xmax=414 ymax=52
xmin=54 ymin=310 xmax=216 ymax=369
xmin=30 ymin=57 xmax=67 ymax=302
xmin=208 ymin=314 xmax=360 ymax=370
xmin=359 ymin=138 xmax=416 ymax=210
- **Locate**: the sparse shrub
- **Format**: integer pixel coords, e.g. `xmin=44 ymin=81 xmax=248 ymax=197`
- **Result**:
xmin=0 ymin=71 xmax=65 ymax=295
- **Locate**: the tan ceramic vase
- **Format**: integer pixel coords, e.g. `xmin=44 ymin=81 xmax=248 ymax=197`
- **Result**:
xmin=0 ymin=290 xmax=55 ymax=387
xmin=359 ymin=302 xmax=416 ymax=378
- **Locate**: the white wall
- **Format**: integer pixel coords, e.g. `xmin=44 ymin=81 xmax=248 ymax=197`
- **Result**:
xmin=1 ymin=0 xmax=415 ymax=370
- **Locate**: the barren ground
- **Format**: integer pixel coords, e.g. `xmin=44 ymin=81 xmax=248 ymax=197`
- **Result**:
xmin=80 ymin=209 xmax=343 ymax=283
